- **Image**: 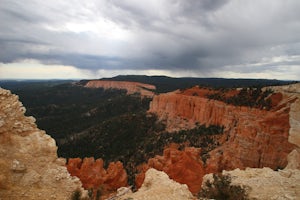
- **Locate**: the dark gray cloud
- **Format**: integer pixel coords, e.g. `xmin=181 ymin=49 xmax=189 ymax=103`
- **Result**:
xmin=0 ymin=0 xmax=300 ymax=79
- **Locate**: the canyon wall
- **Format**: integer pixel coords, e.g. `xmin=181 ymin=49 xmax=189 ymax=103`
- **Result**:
xmin=84 ymin=80 xmax=156 ymax=98
xmin=268 ymin=84 xmax=300 ymax=170
xmin=0 ymin=88 xmax=87 ymax=200
xmin=200 ymin=84 xmax=300 ymax=199
xmin=139 ymin=84 xmax=300 ymax=196
xmin=149 ymin=85 xmax=298 ymax=172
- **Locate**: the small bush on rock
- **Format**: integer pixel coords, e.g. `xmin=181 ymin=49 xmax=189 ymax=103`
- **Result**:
xmin=71 ymin=189 xmax=82 ymax=200
xmin=199 ymin=173 xmax=250 ymax=200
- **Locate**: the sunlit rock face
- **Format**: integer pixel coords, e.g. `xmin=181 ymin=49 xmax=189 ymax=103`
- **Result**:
xmin=135 ymin=144 xmax=205 ymax=194
xmin=84 ymin=80 xmax=156 ymax=98
xmin=120 ymin=168 xmax=194 ymax=200
xmin=149 ymin=85 xmax=298 ymax=173
xmin=66 ymin=158 xmax=128 ymax=193
xmin=268 ymin=83 xmax=300 ymax=170
xmin=0 ymin=88 xmax=86 ymax=200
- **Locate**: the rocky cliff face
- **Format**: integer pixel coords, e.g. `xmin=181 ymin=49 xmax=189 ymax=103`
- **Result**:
xmin=149 ymin=85 xmax=298 ymax=173
xmin=84 ymin=80 xmax=156 ymax=98
xmin=268 ymin=84 xmax=300 ymax=170
xmin=66 ymin=157 xmax=128 ymax=195
xmin=200 ymin=84 xmax=300 ymax=200
xmin=0 ymin=88 xmax=87 ymax=200
xmin=146 ymin=84 xmax=300 ymax=195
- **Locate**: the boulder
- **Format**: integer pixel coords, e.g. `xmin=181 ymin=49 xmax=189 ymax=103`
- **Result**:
xmin=120 ymin=168 xmax=193 ymax=200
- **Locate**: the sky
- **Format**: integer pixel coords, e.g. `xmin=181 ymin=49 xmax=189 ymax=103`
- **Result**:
xmin=0 ymin=0 xmax=300 ymax=80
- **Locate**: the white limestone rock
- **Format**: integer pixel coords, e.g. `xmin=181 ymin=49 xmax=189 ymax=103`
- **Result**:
xmin=119 ymin=168 xmax=194 ymax=200
xmin=0 ymin=88 xmax=87 ymax=200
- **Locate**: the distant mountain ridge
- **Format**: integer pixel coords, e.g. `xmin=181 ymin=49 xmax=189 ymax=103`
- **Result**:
xmin=100 ymin=75 xmax=296 ymax=93
xmin=1 ymin=75 xmax=296 ymax=94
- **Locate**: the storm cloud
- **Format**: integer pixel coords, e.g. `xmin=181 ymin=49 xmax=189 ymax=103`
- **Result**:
xmin=0 ymin=0 xmax=300 ymax=79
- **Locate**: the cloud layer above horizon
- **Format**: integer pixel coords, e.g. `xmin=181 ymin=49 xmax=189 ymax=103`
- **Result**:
xmin=1 ymin=0 xmax=300 ymax=80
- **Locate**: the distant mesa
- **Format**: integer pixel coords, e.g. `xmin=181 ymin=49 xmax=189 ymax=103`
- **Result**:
xmin=83 ymin=80 xmax=156 ymax=98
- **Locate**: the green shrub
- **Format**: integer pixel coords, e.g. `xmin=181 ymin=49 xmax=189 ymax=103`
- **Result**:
xmin=71 ymin=189 xmax=82 ymax=200
xmin=199 ymin=173 xmax=249 ymax=200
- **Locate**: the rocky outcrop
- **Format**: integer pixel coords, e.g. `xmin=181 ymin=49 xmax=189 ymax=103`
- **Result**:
xmin=200 ymin=84 xmax=300 ymax=200
xmin=135 ymin=144 xmax=204 ymax=194
xmin=149 ymin=85 xmax=297 ymax=172
xmin=0 ymin=88 xmax=87 ymax=200
xmin=119 ymin=168 xmax=193 ymax=200
xmin=84 ymin=80 xmax=156 ymax=98
xmin=268 ymin=83 xmax=300 ymax=170
xmin=202 ymin=168 xmax=300 ymax=200
xmin=66 ymin=157 xmax=128 ymax=193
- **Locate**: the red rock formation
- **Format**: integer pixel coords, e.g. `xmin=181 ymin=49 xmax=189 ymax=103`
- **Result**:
xmin=66 ymin=157 xmax=128 ymax=193
xmin=136 ymin=144 xmax=205 ymax=194
xmin=84 ymin=80 xmax=156 ymax=98
xmin=105 ymin=161 xmax=128 ymax=189
xmin=149 ymin=86 xmax=295 ymax=173
xmin=149 ymin=89 xmax=238 ymax=131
